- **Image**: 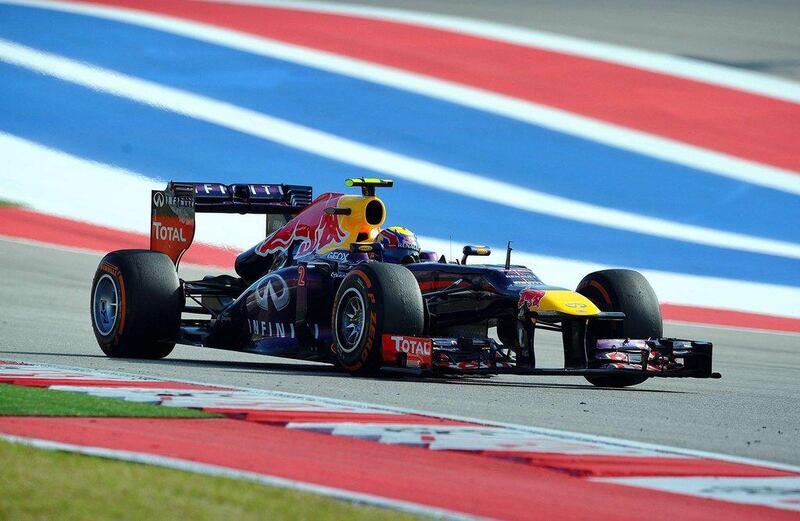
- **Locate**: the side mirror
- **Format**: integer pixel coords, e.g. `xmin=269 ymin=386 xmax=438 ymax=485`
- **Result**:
xmin=461 ymin=245 xmax=491 ymax=265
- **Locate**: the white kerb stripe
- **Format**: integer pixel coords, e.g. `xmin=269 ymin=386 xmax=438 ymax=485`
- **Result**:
xmin=4 ymin=0 xmax=800 ymax=197
xmin=1 ymin=39 xmax=799 ymax=261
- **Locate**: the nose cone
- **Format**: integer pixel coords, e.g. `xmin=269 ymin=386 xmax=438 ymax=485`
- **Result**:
xmin=527 ymin=290 xmax=601 ymax=316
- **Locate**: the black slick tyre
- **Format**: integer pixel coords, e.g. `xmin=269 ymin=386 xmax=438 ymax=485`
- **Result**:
xmin=90 ymin=249 xmax=182 ymax=359
xmin=332 ymin=262 xmax=425 ymax=375
xmin=577 ymin=269 xmax=662 ymax=388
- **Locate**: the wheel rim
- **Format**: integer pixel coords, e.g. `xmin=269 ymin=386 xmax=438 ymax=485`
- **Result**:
xmin=93 ymin=273 xmax=119 ymax=336
xmin=336 ymin=288 xmax=366 ymax=353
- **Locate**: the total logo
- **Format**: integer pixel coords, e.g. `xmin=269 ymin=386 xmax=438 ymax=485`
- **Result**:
xmin=152 ymin=221 xmax=187 ymax=242
xmin=385 ymin=335 xmax=432 ymax=356
xmin=382 ymin=335 xmax=433 ymax=368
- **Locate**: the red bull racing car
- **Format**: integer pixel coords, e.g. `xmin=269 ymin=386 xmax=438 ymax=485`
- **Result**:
xmin=90 ymin=178 xmax=719 ymax=387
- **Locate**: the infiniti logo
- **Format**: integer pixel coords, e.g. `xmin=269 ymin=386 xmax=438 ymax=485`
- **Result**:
xmin=152 ymin=191 xmax=165 ymax=208
xmin=254 ymin=274 xmax=290 ymax=312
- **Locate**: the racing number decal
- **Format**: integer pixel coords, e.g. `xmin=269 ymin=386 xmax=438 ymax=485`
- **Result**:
xmin=298 ymin=265 xmax=306 ymax=287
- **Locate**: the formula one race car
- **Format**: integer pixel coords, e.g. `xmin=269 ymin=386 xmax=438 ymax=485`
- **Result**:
xmin=90 ymin=178 xmax=719 ymax=387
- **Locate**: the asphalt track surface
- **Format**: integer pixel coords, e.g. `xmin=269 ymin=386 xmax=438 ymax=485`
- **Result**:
xmin=321 ymin=0 xmax=800 ymax=81
xmin=2 ymin=238 xmax=798 ymax=466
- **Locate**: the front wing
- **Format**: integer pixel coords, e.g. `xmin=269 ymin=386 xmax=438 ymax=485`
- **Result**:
xmin=382 ymin=335 xmax=720 ymax=379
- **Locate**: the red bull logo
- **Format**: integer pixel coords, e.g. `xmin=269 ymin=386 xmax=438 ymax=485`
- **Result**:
xmin=255 ymin=193 xmax=348 ymax=258
xmin=518 ymin=289 xmax=546 ymax=311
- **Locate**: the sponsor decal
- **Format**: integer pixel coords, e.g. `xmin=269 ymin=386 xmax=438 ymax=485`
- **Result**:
xmin=378 ymin=226 xmax=419 ymax=250
xmin=246 ymin=184 xmax=280 ymax=197
xmin=154 ymin=190 xmax=193 ymax=209
xmin=248 ymin=320 xmax=296 ymax=338
xmin=506 ymin=268 xmax=544 ymax=286
xmin=99 ymin=261 xmax=119 ymax=276
xmin=565 ymin=302 xmax=587 ymax=309
xmin=195 ymin=183 xmax=282 ymax=198
xmin=382 ymin=335 xmax=433 ymax=367
xmin=255 ymin=193 xmax=347 ymax=259
xmin=253 ymin=274 xmax=290 ymax=312
xmin=151 ymin=221 xmax=187 ymax=242
xmin=195 ymin=183 xmax=228 ymax=195
xmin=518 ymin=289 xmax=546 ymax=311
xmin=325 ymin=251 xmax=349 ymax=262
xmin=150 ymin=187 xmax=195 ymax=265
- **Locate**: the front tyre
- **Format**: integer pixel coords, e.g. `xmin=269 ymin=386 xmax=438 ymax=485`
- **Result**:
xmin=333 ymin=263 xmax=425 ymax=375
xmin=577 ymin=269 xmax=662 ymax=388
xmin=90 ymin=250 xmax=182 ymax=359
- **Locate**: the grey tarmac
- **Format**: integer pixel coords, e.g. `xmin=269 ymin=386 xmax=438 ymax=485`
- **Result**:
xmin=2 ymin=238 xmax=798 ymax=466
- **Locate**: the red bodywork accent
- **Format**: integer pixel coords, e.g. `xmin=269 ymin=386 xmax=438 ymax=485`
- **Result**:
xmin=382 ymin=334 xmax=433 ymax=368
xmin=150 ymin=189 xmax=195 ymax=266
xmin=255 ymin=193 xmax=345 ymax=258
xmin=150 ymin=214 xmax=194 ymax=265
xmin=518 ymin=289 xmax=546 ymax=310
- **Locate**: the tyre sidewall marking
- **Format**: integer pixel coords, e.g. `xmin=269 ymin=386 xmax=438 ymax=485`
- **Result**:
xmin=337 ymin=270 xmax=380 ymax=370
xmin=588 ymin=279 xmax=613 ymax=307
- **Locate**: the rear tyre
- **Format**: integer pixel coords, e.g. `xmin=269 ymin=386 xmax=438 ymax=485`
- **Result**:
xmin=577 ymin=269 xmax=662 ymax=388
xmin=90 ymin=249 xmax=182 ymax=359
xmin=333 ymin=263 xmax=425 ymax=375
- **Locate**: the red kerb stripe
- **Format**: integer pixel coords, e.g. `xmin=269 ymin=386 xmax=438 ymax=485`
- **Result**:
xmin=1 ymin=417 xmax=794 ymax=521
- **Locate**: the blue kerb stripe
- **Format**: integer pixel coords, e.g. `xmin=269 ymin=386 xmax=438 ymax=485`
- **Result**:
xmin=2 ymin=62 xmax=798 ymax=287
xmin=0 ymin=4 xmax=798 ymax=245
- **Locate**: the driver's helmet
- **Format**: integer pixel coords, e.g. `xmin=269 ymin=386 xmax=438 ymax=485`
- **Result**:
xmin=377 ymin=226 xmax=420 ymax=264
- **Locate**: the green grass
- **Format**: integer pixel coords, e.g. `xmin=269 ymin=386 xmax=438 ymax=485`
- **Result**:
xmin=0 ymin=440 xmax=420 ymax=521
xmin=0 ymin=384 xmax=216 ymax=418
xmin=0 ymin=198 xmax=19 ymax=207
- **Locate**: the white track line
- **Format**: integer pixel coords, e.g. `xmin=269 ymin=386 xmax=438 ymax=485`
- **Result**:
xmin=216 ymin=0 xmax=800 ymax=104
xmin=0 ymin=434 xmax=483 ymax=520
xmin=3 ymin=0 xmax=800 ymax=197
xmin=3 ymin=132 xmax=800 ymax=319
xmin=2 ymin=43 xmax=800 ymax=262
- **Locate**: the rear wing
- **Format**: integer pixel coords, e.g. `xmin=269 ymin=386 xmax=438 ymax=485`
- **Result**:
xmin=151 ymin=181 xmax=313 ymax=267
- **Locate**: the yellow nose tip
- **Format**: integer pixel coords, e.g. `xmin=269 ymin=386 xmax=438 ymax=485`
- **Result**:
xmin=531 ymin=290 xmax=601 ymax=315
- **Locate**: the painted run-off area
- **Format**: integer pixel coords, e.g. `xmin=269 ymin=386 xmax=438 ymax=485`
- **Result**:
xmin=2 ymin=361 xmax=799 ymax=520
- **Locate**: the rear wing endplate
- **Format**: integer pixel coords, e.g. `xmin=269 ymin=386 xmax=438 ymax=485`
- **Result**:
xmin=151 ymin=182 xmax=312 ymax=267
